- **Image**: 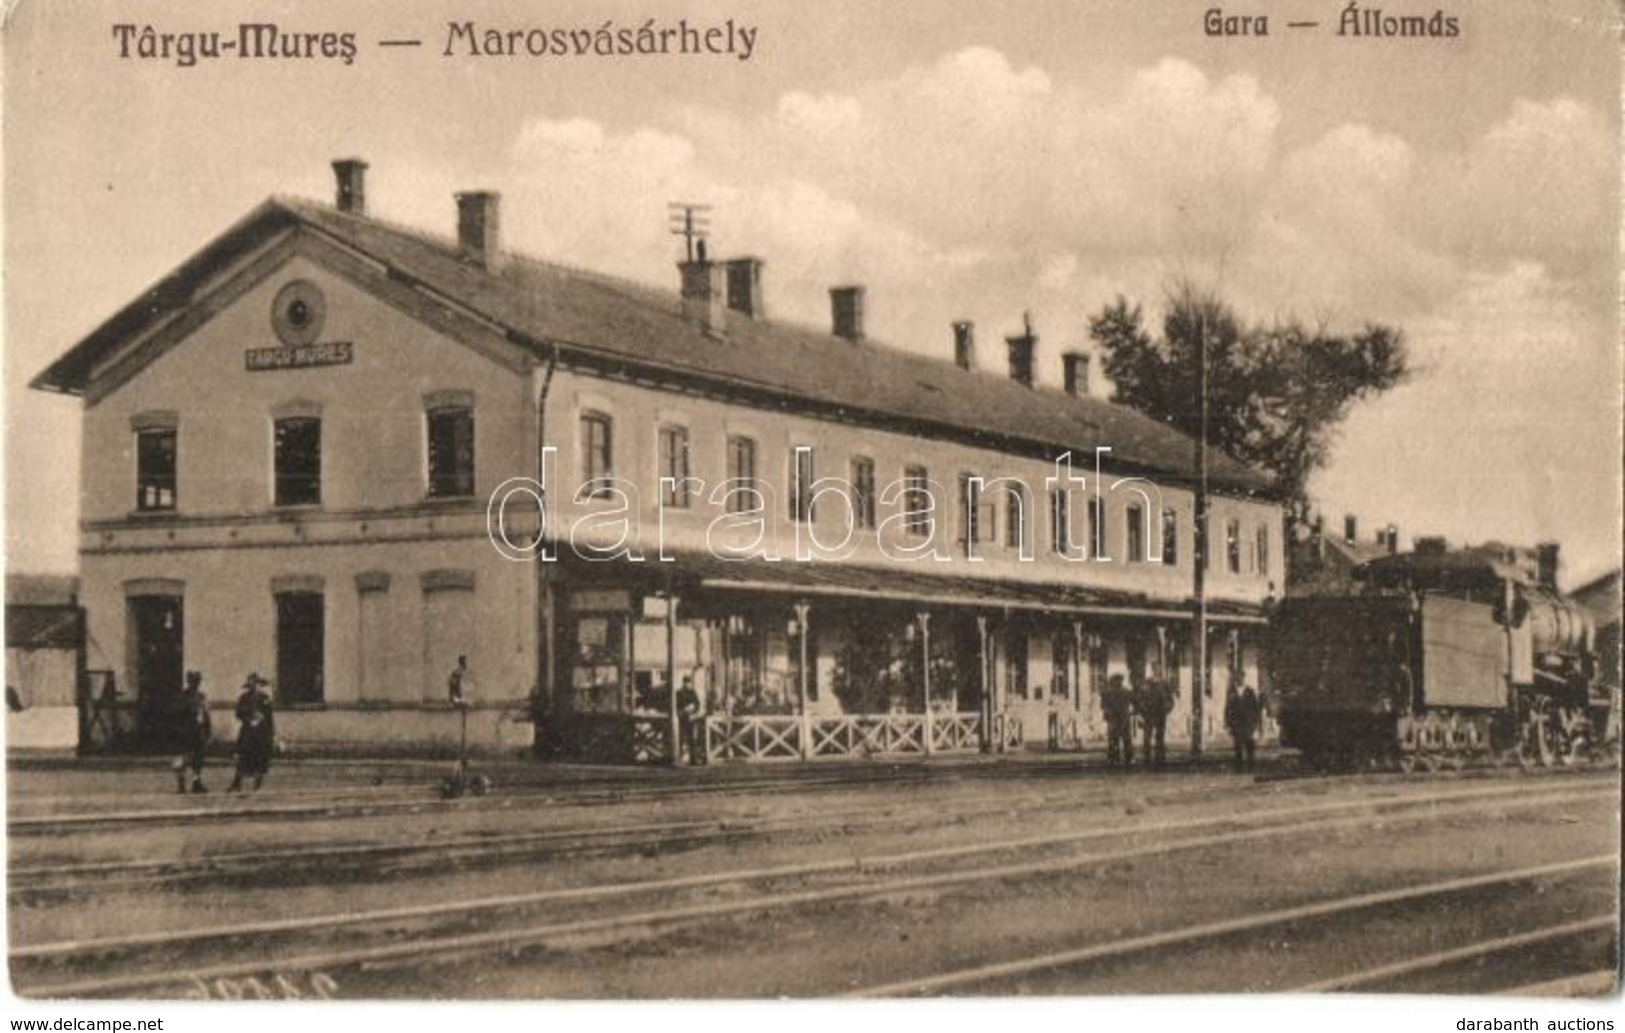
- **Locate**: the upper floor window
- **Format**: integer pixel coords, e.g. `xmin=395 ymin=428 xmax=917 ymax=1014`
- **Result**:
xmin=580 ymin=411 xmax=613 ymax=499
xmin=135 ymin=428 xmax=177 ymax=512
xmin=1161 ymin=508 xmax=1178 ymax=566
xmin=1126 ymin=503 xmax=1146 ymax=563
xmin=1050 ymin=487 xmax=1070 ymax=555
xmin=903 ymin=465 xmax=932 ymax=538
xmin=1005 ymin=482 xmax=1030 ymax=551
xmin=851 ymin=457 xmax=877 ymax=530
xmin=1226 ymin=517 xmax=1243 ymax=574
xmin=658 ymin=424 xmax=692 ymax=508
xmin=1088 ymin=495 xmax=1107 ymax=559
xmin=789 ymin=447 xmax=815 ymax=523
xmin=426 ymin=406 xmax=475 ymax=498
xmin=274 ymin=417 xmax=322 ymax=507
xmin=958 ymin=475 xmax=984 ymax=553
xmin=725 ymin=435 xmax=758 ymax=514
xmin=1256 ymin=523 xmax=1271 ymax=577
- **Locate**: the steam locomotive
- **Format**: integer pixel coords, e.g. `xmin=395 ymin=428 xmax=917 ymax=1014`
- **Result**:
xmin=1268 ymin=547 xmax=1616 ymax=770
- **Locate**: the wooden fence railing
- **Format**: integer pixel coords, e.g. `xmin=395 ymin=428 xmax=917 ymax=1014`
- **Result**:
xmin=706 ymin=712 xmax=992 ymax=763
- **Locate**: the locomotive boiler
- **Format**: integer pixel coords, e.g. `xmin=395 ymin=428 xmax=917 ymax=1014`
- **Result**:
xmin=1268 ymin=548 xmax=1614 ymax=769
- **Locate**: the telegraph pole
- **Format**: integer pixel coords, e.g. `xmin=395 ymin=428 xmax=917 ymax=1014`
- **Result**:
xmin=1191 ymin=309 xmax=1209 ymax=758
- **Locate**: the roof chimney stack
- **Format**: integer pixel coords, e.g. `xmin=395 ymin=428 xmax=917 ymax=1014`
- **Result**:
xmin=1062 ymin=351 xmax=1090 ymax=397
xmin=725 ymin=258 xmax=765 ymax=320
xmin=455 ymin=191 xmax=502 ymax=269
xmin=830 ymin=286 xmax=865 ymax=342
xmin=680 ymin=250 xmax=727 ymax=336
xmin=333 ymin=159 xmax=368 ymax=216
xmin=1006 ymin=313 xmax=1037 ymax=388
xmin=1344 ymin=514 xmax=1358 ymax=546
xmin=952 ymin=321 xmax=975 ymax=371
xmin=1385 ymin=524 xmax=1400 ymax=555
xmin=1536 ymin=541 xmax=1560 ymax=590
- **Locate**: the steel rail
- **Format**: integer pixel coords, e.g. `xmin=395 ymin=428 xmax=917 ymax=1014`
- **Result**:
xmin=1500 ymin=970 xmax=1620 ymax=996
xmin=11 ymin=777 xmax=1185 ymax=892
xmin=5 ymin=768 xmax=952 ymax=832
xmin=847 ymin=855 xmax=1617 ymax=997
xmin=1290 ymin=915 xmax=1619 ymax=992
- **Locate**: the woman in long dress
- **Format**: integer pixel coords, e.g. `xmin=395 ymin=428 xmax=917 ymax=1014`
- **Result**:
xmin=228 ymin=673 xmax=276 ymax=792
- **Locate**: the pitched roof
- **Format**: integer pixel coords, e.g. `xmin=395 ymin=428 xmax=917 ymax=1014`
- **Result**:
xmin=33 ymin=196 xmax=1276 ymax=496
xmin=1570 ymin=569 xmax=1622 ymax=625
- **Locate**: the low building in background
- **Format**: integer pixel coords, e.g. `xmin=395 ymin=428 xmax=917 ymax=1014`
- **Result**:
xmin=5 ymin=574 xmax=84 ymax=751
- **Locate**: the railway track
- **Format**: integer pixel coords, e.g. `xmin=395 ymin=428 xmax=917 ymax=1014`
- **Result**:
xmin=848 ymin=855 xmax=1618 ymax=996
xmin=10 ymin=765 xmax=1598 ymax=899
xmin=13 ymin=776 xmax=1614 ymax=998
xmin=11 ymin=776 xmax=1225 ymax=897
xmin=10 ymin=748 xmax=1600 ymax=837
xmin=10 ymin=754 xmax=1224 ymax=832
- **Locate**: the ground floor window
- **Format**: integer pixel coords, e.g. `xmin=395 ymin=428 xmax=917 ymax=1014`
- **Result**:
xmin=1051 ymin=633 xmax=1073 ymax=700
xmin=1005 ymin=630 xmax=1029 ymax=701
xmin=276 ymin=592 xmax=324 ymax=705
xmin=569 ymin=613 xmax=626 ymax=714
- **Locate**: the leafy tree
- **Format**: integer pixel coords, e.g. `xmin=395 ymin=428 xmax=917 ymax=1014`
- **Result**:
xmin=1088 ymin=282 xmax=1409 ymax=531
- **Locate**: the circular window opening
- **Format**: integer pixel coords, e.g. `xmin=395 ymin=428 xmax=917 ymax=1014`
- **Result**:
xmin=271 ymin=281 xmax=326 ymax=346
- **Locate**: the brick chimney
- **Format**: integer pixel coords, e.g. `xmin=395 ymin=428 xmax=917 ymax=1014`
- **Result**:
xmin=952 ymin=321 xmax=975 ymax=370
xmin=1536 ymin=542 xmax=1560 ymax=589
xmin=455 ymin=191 xmax=501 ymax=269
xmin=1344 ymin=514 xmax=1358 ymax=546
xmin=1006 ymin=313 xmax=1036 ymax=388
xmin=831 ymin=286 xmax=865 ymax=342
xmin=680 ymin=247 xmax=727 ymax=335
xmin=725 ymin=258 xmax=765 ymax=320
xmin=1384 ymin=524 xmax=1400 ymax=555
xmin=1062 ymin=351 xmax=1090 ymax=397
xmin=333 ymin=159 xmax=368 ymax=216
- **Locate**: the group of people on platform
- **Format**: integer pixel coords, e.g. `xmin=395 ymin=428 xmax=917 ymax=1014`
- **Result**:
xmin=1100 ymin=674 xmax=1265 ymax=771
xmin=170 ymin=671 xmax=276 ymax=794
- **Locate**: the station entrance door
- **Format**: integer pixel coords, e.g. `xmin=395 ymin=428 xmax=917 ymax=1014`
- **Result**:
xmin=128 ymin=594 xmax=184 ymax=750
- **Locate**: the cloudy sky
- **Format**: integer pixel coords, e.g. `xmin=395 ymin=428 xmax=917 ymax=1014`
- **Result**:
xmin=5 ymin=0 xmax=1620 ymax=585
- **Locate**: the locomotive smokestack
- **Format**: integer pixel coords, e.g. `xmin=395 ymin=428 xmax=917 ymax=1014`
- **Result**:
xmin=1536 ymin=542 xmax=1560 ymax=590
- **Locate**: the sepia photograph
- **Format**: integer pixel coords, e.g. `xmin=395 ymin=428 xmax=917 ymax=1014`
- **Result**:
xmin=2 ymin=0 xmax=1621 ymax=1022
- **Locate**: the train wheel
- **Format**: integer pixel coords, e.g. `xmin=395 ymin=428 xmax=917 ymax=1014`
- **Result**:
xmin=1518 ymin=708 xmax=1553 ymax=769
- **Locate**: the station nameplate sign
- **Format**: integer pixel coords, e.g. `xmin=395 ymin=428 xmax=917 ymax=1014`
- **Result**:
xmin=245 ymin=341 xmax=354 ymax=372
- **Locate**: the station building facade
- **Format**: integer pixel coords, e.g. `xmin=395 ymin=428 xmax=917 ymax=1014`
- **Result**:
xmin=33 ymin=160 xmax=1285 ymax=762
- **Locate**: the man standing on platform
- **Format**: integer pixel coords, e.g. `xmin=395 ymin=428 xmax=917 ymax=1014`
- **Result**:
xmin=1102 ymin=674 xmax=1134 ymax=769
xmin=1136 ymin=676 xmax=1173 ymax=769
xmin=1226 ymin=683 xmax=1262 ymax=771
xmin=676 ymin=675 xmax=706 ymax=766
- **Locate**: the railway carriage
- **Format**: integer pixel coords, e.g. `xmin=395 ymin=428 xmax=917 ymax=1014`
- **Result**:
xmin=1268 ymin=549 xmax=1614 ymax=770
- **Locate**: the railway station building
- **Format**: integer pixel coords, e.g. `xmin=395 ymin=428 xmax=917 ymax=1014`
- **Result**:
xmin=32 ymin=160 xmax=1286 ymax=763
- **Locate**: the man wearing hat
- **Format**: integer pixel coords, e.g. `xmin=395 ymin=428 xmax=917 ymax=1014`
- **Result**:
xmin=228 ymin=673 xmax=276 ymax=792
xmin=171 ymin=670 xmax=212 ymax=794
xmin=1102 ymin=673 xmax=1134 ymax=769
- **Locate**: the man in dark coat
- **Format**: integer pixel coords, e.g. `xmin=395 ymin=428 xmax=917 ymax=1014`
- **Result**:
xmin=228 ymin=673 xmax=276 ymax=792
xmin=1135 ymin=677 xmax=1174 ymax=768
xmin=1102 ymin=674 xmax=1134 ymax=769
xmin=676 ymin=676 xmax=706 ymax=766
xmin=1226 ymin=683 xmax=1263 ymax=770
xmin=171 ymin=670 xmax=211 ymax=794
